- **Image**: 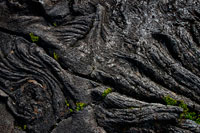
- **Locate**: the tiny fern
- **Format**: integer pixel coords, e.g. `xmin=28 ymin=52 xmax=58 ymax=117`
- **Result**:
xmin=29 ymin=33 xmax=39 ymax=43
xmin=53 ymin=52 xmax=59 ymax=60
xmin=163 ymin=96 xmax=200 ymax=124
xmin=102 ymin=88 xmax=112 ymax=98
xmin=76 ymin=102 xmax=86 ymax=111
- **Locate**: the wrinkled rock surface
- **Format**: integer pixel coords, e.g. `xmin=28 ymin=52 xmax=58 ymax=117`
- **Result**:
xmin=0 ymin=0 xmax=200 ymax=132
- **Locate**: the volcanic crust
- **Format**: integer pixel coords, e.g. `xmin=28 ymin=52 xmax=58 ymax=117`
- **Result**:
xmin=0 ymin=0 xmax=200 ymax=132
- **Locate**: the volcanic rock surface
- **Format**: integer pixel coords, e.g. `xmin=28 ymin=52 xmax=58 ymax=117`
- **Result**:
xmin=0 ymin=0 xmax=200 ymax=132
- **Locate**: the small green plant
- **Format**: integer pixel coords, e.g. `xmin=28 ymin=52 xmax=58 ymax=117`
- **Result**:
xmin=23 ymin=125 xmax=27 ymax=130
xmin=29 ymin=33 xmax=39 ymax=43
xmin=16 ymin=125 xmax=27 ymax=130
xmin=178 ymin=101 xmax=188 ymax=112
xmin=76 ymin=102 xmax=86 ymax=111
xmin=102 ymin=88 xmax=112 ymax=98
xmin=53 ymin=52 xmax=59 ymax=60
xmin=65 ymin=99 xmax=74 ymax=113
xmin=53 ymin=22 xmax=57 ymax=26
xmin=163 ymin=96 xmax=200 ymax=125
xmin=16 ymin=126 xmax=22 ymax=130
xmin=65 ymin=99 xmax=70 ymax=107
xmin=196 ymin=116 xmax=200 ymax=124
xmin=185 ymin=112 xmax=197 ymax=120
xmin=69 ymin=109 xmax=73 ymax=112
xmin=128 ymin=107 xmax=134 ymax=109
xmin=163 ymin=96 xmax=177 ymax=106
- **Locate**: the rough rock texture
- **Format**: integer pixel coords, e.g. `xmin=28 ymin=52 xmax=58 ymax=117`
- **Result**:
xmin=0 ymin=0 xmax=200 ymax=132
xmin=0 ymin=101 xmax=14 ymax=133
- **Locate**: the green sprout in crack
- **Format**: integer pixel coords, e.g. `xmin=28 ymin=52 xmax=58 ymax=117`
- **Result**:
xmin=76 ymin=102 xmax=86 ymax=112
xmin=53 ymin=22 xmax=57 ymax=27
xmin=53 ymin=52 xmax=59 ymax=61
xmin=69 ymin=109 xmax=73 ymax=113
xmin=23 ymin=125 xmax=27 ymax=130
xmin=196 ymin=116 xmax=200 ymax=124
xmin=179 ymin=100 xmax=188 ymax=113
xmin=29 ymin=33 xmax=39 ymax=43
xmin=163 ymin=96 xmax=200 ymax=125
xmin=65 ymin=99 xmax=70 ymax=107
xmin=185 ymin=112 xmax=197 ymax=120
xmin=16 ymin=125 xmax=27 ymax=130
xmin=163 ymin=95 xmax=177 ymax=106
xmin=102 ymin=88 xmax=112 ymax=98
xmin=64 ymin=99 xmax=74 ymax=113
xmin=16 ymin=126 xmax=22 ymax=130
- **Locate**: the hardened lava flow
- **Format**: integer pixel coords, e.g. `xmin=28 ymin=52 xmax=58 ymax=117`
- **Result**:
xmin=0 ymin=0 xmax=200 ymax=133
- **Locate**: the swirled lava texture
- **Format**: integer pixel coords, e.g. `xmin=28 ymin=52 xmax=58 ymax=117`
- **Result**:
xmin=0 ymin=0 xmax=200 ymax=133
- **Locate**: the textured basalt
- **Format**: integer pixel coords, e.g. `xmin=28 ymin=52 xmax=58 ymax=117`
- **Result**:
xmin=0 ymin=0 xmax=200 ymax=133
